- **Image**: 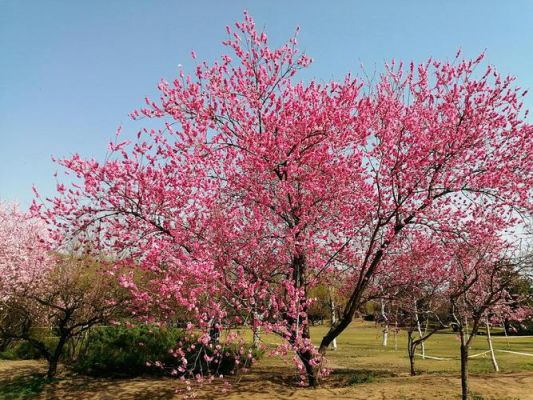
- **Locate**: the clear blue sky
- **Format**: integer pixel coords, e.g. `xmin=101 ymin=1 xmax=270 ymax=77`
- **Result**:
xmin=1 ymin=0 xmax=532 ymax=207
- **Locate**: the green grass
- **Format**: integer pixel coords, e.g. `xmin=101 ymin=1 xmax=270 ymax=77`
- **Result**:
xmin=0 ymin=374 xmax=54 ymax=400
xmin=230 ymin=321 xmax=533 ymax=376
xmin=322 ymin=322 xmax=533 ymax=375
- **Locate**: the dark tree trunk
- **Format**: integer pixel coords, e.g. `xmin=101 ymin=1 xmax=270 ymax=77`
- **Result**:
xmin=291 ymin=315 xmax=318 ymax=386
xmin=297 ymin=349 xmax=318 ymax=387
xmin=288 ymin=252 xmax=319 ymax=386
xmin=47 ymin=357 xmax=58 ymax=379
xmin=319 ymin=248 xmax=389 ymax=354
xmin=319 ymin=316 xmax=351 ymax=354
xmin=407 ymin=330 xmax=417 ymax=376
xmin=47 ymin=334 xmax=68 ymax=379
xmin=460 ymin=331 xmax=469 ymax=400
xmin=319 ymin=214 xmax=419 ymax=355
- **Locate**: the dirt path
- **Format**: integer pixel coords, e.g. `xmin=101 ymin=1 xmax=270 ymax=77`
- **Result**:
xmin=1 ymin=360 xmax=532 ymax=399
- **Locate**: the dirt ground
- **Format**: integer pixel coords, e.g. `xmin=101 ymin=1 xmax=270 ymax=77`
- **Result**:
xmin=1 ymin=360 xmax=533 ymax=400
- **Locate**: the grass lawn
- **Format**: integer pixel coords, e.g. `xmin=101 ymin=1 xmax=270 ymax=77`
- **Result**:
xmin=308 ymin=322 xmax=533 ymax=375
xmin=1 ymin=321 xmax=532 ymax=399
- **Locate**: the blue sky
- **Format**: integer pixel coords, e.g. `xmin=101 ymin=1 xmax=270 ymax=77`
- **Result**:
xmin=1 ymin=0 xmax=532 ymax=207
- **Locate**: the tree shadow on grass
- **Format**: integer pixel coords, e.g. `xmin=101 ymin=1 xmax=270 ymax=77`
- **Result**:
xmin=41 ymin=376 xmax=178 ymax=400
xmin=195 ymin=366 xmax=399 ymax=399
xmin=0 ymin=361 xmax=177 ymax=400
xmin=0 ymin=360 xmax=400 ymax=400
xmin=0 ymin=374 xmax=52 ymax=400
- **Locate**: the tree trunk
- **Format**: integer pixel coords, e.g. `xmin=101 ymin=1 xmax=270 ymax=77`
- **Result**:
xmin=286 ymin=312 xmax=319 ymax=387
xmin=253 ymin=325 xmax=261 ymax=349
xmin=503 ymin=321 xmax=510 ymax=349
xmin=422 ymin=318 xmax=430 ymax=358
xmin=318 ymin=220 xmax=417 ymax=357
xmin=319 ymin=316 xmax=351 ymax=355
xmin=394 ymin=322 xmax=398 ymax=351
xmin=47 ymin=357 xmax=59 ymax=379
xmin=460 ymin=330 xmax=469 ymax=400
xmin=47 ymin=334 xmax=68 ymax=379
xmin=319 ymin=247 xmax=390 ymax=355
xmin=297 ymin=349 xmax=318 ymax=387
xmin=407 ymin=330 xmax=417 ymax=376
xmin=287 ymin=252 xmax=318 ymax=386
xmin=252 ymin=311 xmax=262 ymax=349
xmin=485 ymin=320 xmax=499 ymax=372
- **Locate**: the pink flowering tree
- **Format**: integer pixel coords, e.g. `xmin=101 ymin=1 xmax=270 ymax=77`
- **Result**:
xmin=0 ymin=202 xmax=126 ymax=378
xmin=446 ymin=234 xmax=531 ymax=400
xmin=0 ymin=202 xmax=50 ymax=298
xmin=316 ymin=53 xmax=533 ymax=357
xmin=36 ymin=13 xmax=356 ymax=384
xmin=370 ymin=234 xmax=453 ymax=375
xmin=36 ymin=13 xmax=532 ymax=385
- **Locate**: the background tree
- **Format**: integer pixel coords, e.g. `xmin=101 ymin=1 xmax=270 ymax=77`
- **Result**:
xmin=0 ymin=255 xmax=128 ymax=378
xmin=447 ymin=236 xmax=531 ymax=400
xmin=317 ymin=52 xmax=533 ymax=356
xmin=0 ymin=204 xmax=128 ymax=377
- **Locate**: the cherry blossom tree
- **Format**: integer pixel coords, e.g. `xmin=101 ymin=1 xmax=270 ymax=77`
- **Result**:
xmin=0 ymin=202 xmax=50 ymax=298
xmin=0 ymin=202 xmax=126 ymax=378
xmin=371 ymin=235 xmax=453 ymax=376
xmin=447 ymin=236 xmax=531 ymax=400
xmin=316 ymin=53 xmax=533 ymax=356
xmin=35 ymin=13 xmax=533 ymax=385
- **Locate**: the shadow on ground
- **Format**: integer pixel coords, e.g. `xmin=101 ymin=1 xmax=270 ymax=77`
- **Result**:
xmin=1 ymin=360 xmax=533 ymax=399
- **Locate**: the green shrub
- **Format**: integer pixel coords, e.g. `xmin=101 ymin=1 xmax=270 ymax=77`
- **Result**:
xmin=71 ymin=325 xmax=259 ymax=378
xmin=0 ymin=341 xmax=43 ymax=360
xmin=72 ymin=325 xmax=183 ymax=377
xmin=347 ymin=371 xmax=375 ymax=385
xmin=0 ymin=332 xmax=59 ymax=361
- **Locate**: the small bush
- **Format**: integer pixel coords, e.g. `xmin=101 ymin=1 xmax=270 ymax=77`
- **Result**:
xmin=0 ymin=332 xmax=59 ymax=361
xmin=347 ymin=371 xmax=375 ymax=385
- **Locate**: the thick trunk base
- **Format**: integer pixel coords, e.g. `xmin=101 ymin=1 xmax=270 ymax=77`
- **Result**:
xmin=460 ymin=343 xmax=469 ymax=400
xmin=47 ymin=359 xmax=58 ymax=379
xmin=297 ymin=350 xmax=318 ymax=387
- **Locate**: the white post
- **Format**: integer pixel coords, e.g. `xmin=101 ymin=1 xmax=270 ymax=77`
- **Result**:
xmin=381 ymin=299 xmax=388 ymax=347
xmin=394 ymin=321 xmax=398 ymax=351
xmin=486 ymin=320 xmax=499 ymax=372
xmin=414 ymin=301 xmax=425 ymax=359
xmin=329 ymin=288 xmax=337 ymax=350
xmin=503 ymin=322 xmax=511 ymax=349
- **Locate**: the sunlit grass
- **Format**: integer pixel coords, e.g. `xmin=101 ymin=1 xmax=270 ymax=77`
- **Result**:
xmin=230 ymin=320 xmax=533 ymax=376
